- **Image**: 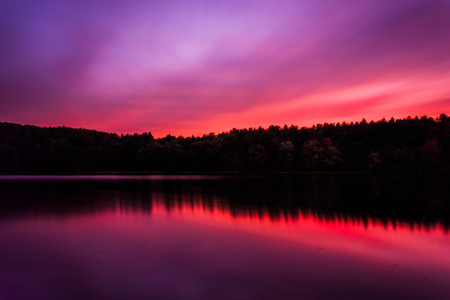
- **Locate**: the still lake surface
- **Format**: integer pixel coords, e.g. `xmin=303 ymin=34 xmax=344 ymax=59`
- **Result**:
xmin=0 ymin=174 xmax=449 ymax=299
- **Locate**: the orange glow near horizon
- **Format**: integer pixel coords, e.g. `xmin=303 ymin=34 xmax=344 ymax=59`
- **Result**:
xmin=2 ymin=0 xmax=450 ymax=138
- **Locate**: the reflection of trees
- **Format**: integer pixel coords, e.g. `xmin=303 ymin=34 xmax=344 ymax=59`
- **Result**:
xmin=1 ymin=175 xmax=448 ymax=232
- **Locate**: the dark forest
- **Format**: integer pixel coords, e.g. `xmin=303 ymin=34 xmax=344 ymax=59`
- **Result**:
xmin=0 ymin=114 xmax=449 ymax=173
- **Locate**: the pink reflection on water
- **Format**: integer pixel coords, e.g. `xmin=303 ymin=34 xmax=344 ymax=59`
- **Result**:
xmin=1 ymin=194 xmax=449 ymax=299
xmin=142 ymin=199 xmax=450 ymax=272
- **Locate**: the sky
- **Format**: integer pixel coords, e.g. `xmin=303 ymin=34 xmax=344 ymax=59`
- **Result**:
xmin=1 ymin=0 xmax=449 ymax=137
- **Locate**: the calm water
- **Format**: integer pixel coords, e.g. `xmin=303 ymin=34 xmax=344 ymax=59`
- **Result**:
xmin=0 ymin=175 xmax=449 ymax=300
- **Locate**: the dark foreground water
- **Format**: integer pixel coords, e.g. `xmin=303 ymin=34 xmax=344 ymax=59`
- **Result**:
xmin=0 ymin=175 xmax=449 ymax=300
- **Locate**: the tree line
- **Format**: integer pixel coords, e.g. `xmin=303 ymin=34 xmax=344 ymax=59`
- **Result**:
xmin=0 ymin=114 xmax=448 ymax=173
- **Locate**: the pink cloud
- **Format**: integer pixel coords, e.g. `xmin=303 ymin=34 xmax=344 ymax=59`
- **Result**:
xmin=1 ymin=0 xmax=449 ymax=136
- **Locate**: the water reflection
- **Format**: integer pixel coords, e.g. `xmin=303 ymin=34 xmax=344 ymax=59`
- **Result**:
xmin=0 ymin=175 xmax=449 ymax=299
xmin=0 ymin=174 xmax=448 ymax=232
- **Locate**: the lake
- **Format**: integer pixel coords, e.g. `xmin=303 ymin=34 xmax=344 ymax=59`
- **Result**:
xmin=0 ymin=174 xmax=449 ymax=299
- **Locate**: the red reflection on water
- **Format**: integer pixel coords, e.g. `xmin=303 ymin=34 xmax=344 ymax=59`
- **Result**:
xmin=2 ymin=195 xmax=449 ymax=300
xmin=103 ymin=196 xmax=450 ymax=274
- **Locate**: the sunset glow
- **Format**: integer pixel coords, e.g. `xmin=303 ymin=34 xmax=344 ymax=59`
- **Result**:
xmin=1 ymin=0 xmax=449 ymax=137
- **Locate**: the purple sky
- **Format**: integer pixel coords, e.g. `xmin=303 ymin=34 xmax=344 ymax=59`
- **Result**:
xmin=1 ymin=0 xmax=449 ymax=137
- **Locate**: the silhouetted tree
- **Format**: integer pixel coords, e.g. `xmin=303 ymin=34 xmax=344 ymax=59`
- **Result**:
xmin=0 ymin=114 xmax=448 ymax=173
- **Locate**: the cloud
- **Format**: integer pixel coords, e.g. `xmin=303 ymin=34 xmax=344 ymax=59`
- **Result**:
xmin=0 ymin=0 xmax=449 ymax=136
